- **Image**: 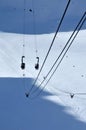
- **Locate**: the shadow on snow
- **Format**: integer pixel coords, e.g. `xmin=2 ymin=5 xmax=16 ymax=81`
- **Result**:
xmin=0 ymin=78 xmax=86 ymax=130
xmin=0 ymin=0 xmax=86 ymax=34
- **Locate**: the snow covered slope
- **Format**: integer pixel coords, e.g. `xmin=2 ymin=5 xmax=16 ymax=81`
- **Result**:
xmin=0 ymin=0 xmax=86 ymax=129
xmin=0 ymin=30 xmax=86 ymax=123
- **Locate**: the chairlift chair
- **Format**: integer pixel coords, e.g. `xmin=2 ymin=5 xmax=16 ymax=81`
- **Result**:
xmin=35 ymin=57 xmax=39 ymax=70
xmin=21 ymin=56 xmax=25 ymax=70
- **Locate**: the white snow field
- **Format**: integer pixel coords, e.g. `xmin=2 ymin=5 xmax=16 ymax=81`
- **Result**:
xmin=0 ymin=30 xmax=86 ymax=123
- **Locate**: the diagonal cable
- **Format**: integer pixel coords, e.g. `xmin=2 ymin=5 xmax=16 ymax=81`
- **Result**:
xmin=29 ymin=0 xmax=71 ymax=93
xmin=29 ymin=12 xmax=86 ymax=98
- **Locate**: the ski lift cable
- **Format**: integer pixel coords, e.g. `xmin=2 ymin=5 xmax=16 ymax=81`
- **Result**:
xmin=29 ymin=0 xmax=71 ymax=93
xmin=21 ymin=0 xmax=26 ymax=91
xmin=37 ymin=13 xmax=86 ymax=91
xmin=21 ymin=0 xmax=26 ymax=72
xmin=31 ymin=0 xmax=39 ymax=70
xmin=39 ymin=15 xmax=86 ymax=95
xmin=21 ymin=0 xmax=26 ymax=70
xmin=33 ymin=15 xmax=86 ymax=98
xmin=30 ymin=0 xmax=71 ymax=89
xmin=32 ymin=0 xmax=38 ymax=57
xmin=30 ymin=0 xmax=38 ymax=57
xmin=30 ymin=12 xmax=86 ymax=95
xmin=22 ymin=0 xmax=26 ymax=57
xmin=29 ymin=12 xmax=86 ymax=99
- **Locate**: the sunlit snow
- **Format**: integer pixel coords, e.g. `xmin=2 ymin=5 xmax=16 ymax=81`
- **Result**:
xmin=0 ymin=30 xmax=86 ymax=122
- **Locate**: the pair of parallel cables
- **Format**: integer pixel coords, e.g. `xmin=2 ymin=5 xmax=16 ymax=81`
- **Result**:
xmin=28 ymin=0 xmax=72 ymax=97
xmin=29 ymin=11 xmax=86 ymax=99
xmin=21 ymin=0 xmax=39 ymax=71
xmin=21 ymin=0 xmax=39 ymax=97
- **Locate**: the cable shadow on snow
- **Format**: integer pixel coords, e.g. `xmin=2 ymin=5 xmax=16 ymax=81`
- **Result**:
xmin=0 ymin=78 xmax=86 ymax=130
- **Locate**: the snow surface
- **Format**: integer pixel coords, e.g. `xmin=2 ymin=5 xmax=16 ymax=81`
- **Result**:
xmin=0 ymin=78 xmax=86 ymax=130
xmin=0 ymin=0 xmax=86 ymax=33
xmin=0 ymin=0 xmax=86 ymax=129
xmin=0 ymin=30 xmax=86 ymax=124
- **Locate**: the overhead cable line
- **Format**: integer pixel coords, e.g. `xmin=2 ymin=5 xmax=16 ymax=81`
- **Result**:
xmin=41 ymin=13 xmax=86 ymax=92
xmin=30 ymin=0 xmax=39 ymax=70
xmin=22 ymin=0 xmax=26 ymax=57
xmin=21 ymin=0 xmax=27 ymax=95
xmin=29 ymin=0 xmax=71 ymax=94
xmin=32 ymin=12 xmax=86 ymax=97
xmin=29 ymin=12 xmax=86 ymax=99
xmin=32 ymin=0 xmax=38 ymax=58
xmin=21 ymin=0 xmax=26 ymax=70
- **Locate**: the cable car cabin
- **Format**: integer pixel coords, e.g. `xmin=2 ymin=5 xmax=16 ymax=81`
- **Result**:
xmin=35 ymin=57 xmax=39 ymax=70
xmin=21 ymin=56 xmax=25 ymax=70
